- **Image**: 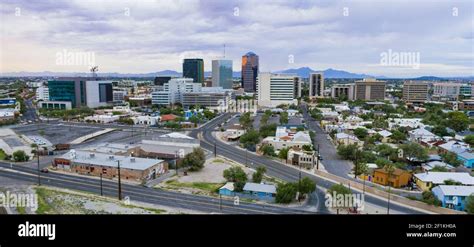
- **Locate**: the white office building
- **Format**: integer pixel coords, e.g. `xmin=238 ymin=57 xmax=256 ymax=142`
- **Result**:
xmin=35 ymin=86 xmax=49 ymax=101
xmin=256 ymin=73 xmax=301 ymax=108
xmin=151 ymin=78 xmax=200 ymax=105
xmin=85 ymin=80 xmax=113 ymax=108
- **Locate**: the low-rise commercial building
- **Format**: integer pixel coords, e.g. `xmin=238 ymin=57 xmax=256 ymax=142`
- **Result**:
xmin=53 ymin=150 xmax=168 ymax=182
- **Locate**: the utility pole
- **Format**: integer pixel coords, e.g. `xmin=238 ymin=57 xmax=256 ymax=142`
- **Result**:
xmin=175 ymin=151 xmax=179 ymax=175
xmin=36 ymin=146 xmax=41 ymax=186
xmin=214 ymin=141 xmax=217 ymax=157
xmin=117 ymin=160 xmax=122 ymax=200
xmin=100 ymin=173 xmax=103 ymax=196
xmin=387 ymin=185 xmax=391 ymax=214
xmin=298 ymin=161 xmax=302 ymax=202
xmin=219 ymin=194 xmax=222 ymax=211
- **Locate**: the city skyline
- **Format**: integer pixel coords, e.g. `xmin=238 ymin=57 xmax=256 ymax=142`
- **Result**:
xmin=0 ymin=0 xmax=473 ymax=77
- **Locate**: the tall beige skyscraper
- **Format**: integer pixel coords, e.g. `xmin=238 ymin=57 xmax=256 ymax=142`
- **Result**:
xmin=402 ymin=81 xmax=428 ymax=103
xmin=354 ymin=78 xmax=386 ymax=101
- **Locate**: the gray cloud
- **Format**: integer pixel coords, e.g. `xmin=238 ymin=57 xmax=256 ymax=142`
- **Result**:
xmin=0 ymin=0 xmax=472 ymax=77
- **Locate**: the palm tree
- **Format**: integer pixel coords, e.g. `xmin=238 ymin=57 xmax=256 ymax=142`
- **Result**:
xmin=384 ymin=163 xmax=395 ymax=214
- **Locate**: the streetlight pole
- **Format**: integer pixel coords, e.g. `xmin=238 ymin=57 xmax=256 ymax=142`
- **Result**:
xmin=117 ymin=160 xmax=122 ymax=200
xmin=100 ymin=173 xmax=103 ymax=196
xmin=214 ymin=141 xmax=217 ymax=157
xmin=175 ymin=151 xmax=179 ymax=175
xmin=387 ymin=185 xmax=391 ymax=214
xmin=36 ymin=146 xmax=41 ymax=186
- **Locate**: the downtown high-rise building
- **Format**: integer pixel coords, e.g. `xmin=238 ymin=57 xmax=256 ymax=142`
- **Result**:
xmin=212 ymin=60 xmax=233 ymax=89
xmin=183 ymin=58 xmax=204 ymax=84
xmin=402 ymin=81 xmax=428 ymax=103
xmin=354 ymin=78 xmax=386 ymax=101
xmin=256 ymin=73 xmax=301 ymax=107
xmin=309 ymin=73 xmax=324 ymax=98
xmin=241 ymin=52 xmax=259 ymax=92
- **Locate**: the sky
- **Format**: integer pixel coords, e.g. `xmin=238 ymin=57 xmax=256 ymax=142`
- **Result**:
xmin=0 ymin=0 xmax=473 ymax=77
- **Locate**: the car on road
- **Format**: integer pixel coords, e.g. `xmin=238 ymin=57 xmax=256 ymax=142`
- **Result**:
xmin=40 ymin=168 xmax=49 ymax=173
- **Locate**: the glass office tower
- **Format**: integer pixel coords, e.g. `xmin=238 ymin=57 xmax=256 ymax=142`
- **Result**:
xmin=183 ymin=58 xmax=204 ymax=84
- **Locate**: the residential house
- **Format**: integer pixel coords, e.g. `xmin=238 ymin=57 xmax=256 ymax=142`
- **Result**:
xmin=243 ymin=183 xmax=277 ymax=201
xmin=421 ymin=161 xmax=454 ymax=172
xmin=432 ymin=185 xmax=474 ymax=211
xmin=373 ymin=168 xmax=412 ymax=188
xmin=408 ymin=128 xmax=438 ymax=143
xmin=261 ymin=128 xmax=312 ymax=151
xmin=335 ymin=133 xmax=363 ymax=147
xmin=219 ymin=182 xmax=235 ymax=196
xmin=377 ymin=130 xmax=392 ymax=143
xmin=414 ymin=172 xmax=474 ymax=191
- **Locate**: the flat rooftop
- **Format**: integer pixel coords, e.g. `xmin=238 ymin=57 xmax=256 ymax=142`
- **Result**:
xmin=60 ymin=150 xmax=164 ymax=171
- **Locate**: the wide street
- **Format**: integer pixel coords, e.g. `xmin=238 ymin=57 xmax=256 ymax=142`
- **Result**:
xmin=300 ymin=104 xmax=353 ymax=178
xmin=193 ymin=113 xmax=428 ymax=214
xmin=0 ymin=162 xmax=313 ymax=214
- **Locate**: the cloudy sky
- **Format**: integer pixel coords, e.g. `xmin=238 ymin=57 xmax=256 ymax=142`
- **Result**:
xmin=0 ymin=0 xmax=472 ymax=77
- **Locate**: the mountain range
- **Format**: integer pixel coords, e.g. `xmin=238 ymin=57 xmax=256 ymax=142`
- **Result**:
xmin=1 ymin=67 xmax=472 ymax=80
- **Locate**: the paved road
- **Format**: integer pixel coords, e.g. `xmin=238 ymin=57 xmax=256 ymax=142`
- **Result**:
xmin=192 ymin=113 xmax=427 ymax=214
xmin=301 ymin=104 xmax=352 ymax=178
xmin=0 ymin=162 xmax=313 ymax=214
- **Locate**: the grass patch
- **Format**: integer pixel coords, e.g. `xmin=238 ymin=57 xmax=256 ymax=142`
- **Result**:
xmin=16 ymin=205 xmax=26 ymax=214
xmin=35 ymin=187 xmax=55 ymax=214
xmin=213 ymin=159 xmax=224 ymax=163
xmin=165 ymin=180 xmax=224 ymax=193
xmin=0 ymin=149 xmax=6 ymax=160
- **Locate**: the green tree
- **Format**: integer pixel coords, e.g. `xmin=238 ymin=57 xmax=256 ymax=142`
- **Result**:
xmin=278 ymin=147 xmax=289 ymax=160
xmin=239 ymin=112 xmax=253 ymax=130
xmin=464 ymin=135 xmax=474 ymax=147
xmin=259 ymin=123 xmax=277 ymax=138
xmin=223 ymin=166 xmax=248 ymax=192
xmin=239 ymin=129 xmax=260 ymax=149
xmin=375 ymin=158 xmax=393 ymax=168
xmin=337 ymin=144 xmax=358 ymax=160
xmin=374 ymin=144 xmax=397 ymax=158
xmin=353 ymin=128 xmax=368 ymax=139
xmin=440 ymin=152 xmax=463 ymax=167
xmin=280 ymin=111 xmax=289 ymax=124
xmin=327 ymin=183 xmax=351 ymax=196
xmin=299 ymin=177 xmax=316 ymax=195
xmin=275 ymin=182 xmax=298 ymax=204
xmin=421 ymin=191 xmax=441 ymax=206
xmin=400 ymin=142 xmax=428 ymax=161
xmin=182 ymin=148 xmax=206 ymax=171
xmin=443 ymin=179 xmax=463 ymax=185
xmin=302 ymin=144 xmax=313 ymax=151
xmin=430 ymin=166 xmax=449 ymax=172
xmin=203 ymin=109 xmax=216 ymax=120
xmin=465 ymin=195 xmax=474 ymax=214
xmin=447 ymin=111 xmax=469 ymax=132
xmin=252 ymin=166 xmax=267 ymax=183
xmin=13 ymin=150 xmax=29 ymax=162
xmin=260 ymin=144 xmax=276 ymax=156
xmin=354 ymin=162 xmax=369 ymax=177
xmin=390 ymin=130 xmax=406 ymax=143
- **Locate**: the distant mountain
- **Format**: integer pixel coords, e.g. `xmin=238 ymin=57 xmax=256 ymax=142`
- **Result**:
xmin=1 ymin=69 xmax=471 ymax=80
xmin=275 ymin=67 xmax=377 ymax=79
